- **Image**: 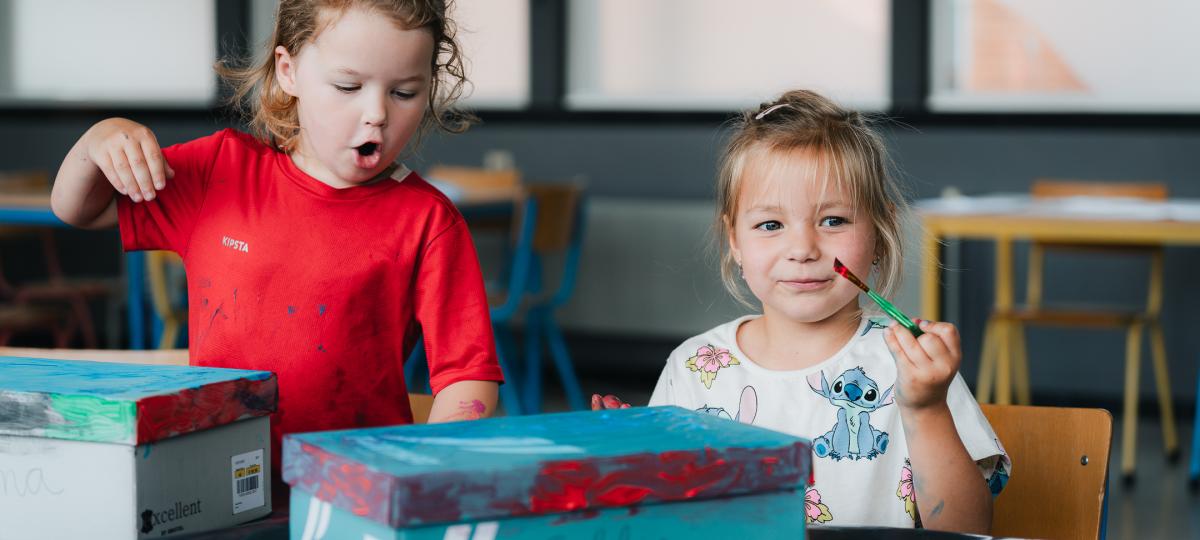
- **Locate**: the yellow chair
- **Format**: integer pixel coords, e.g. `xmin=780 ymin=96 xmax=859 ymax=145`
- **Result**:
xmin=982 ymin=404 xmax=1112 ymax=540
xmin=977 ymin=180 xmax=1177 ymax=483
xmin=146 ymin=251 xmax=188 ymax=349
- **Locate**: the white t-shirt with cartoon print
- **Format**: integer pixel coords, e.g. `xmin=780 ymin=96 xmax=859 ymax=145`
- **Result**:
xmin=649 ymin=315 xmax=1012 ymax=528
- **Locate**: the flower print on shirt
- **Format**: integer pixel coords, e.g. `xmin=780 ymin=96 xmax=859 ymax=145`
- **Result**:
xmin=897 ymin=458 xmax=918 ymax=522
xmin=685 ymin=344 xmax=740 ymax=389
xmin=805 ymin=487 xmax=833 ymax=524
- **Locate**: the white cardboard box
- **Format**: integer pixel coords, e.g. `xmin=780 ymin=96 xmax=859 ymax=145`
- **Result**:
xmin=0 ymin=357 xmax=277 ymax=539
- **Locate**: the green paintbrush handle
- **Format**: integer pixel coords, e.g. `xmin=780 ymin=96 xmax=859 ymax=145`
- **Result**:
xmin=867 ymin=290 xmax=924 ymax=337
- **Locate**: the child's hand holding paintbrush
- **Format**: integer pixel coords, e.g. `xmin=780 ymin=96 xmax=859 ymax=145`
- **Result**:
xmin=834 ymin=258 xmax=961 ymax=411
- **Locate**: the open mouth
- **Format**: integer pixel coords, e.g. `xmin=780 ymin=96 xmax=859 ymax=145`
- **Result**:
xmin=355 ymin=142 xmax=379 ymax=156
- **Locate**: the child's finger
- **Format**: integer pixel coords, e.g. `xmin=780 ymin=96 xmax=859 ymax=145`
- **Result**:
xmin=121 ymin=142 xmax=156 ymax=201
xmin=602 ymin=394 xmax=624 ymax=409
xmin=93 ymin=152 xmax=125 ymax=195
xmin=620 ymin=403 xmax=631 ymax=409
xmin=140 ymin=139 xmax=168 ymax=190
xmin=892 ymin=322 xmax=933 ymax=369
xmin=108 ymin=148 xmax=142 ymax=202
xmin=884 ymin=326 xmax=921 ymax=373
xmin=590 ymin=394 xmax=602 ymax=411
xmin=922 ymin=320 xmax=961 ymax=356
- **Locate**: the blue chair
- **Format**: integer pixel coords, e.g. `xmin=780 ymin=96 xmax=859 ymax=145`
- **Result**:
xmin=520 ymin=183 xmax=587 ymax=413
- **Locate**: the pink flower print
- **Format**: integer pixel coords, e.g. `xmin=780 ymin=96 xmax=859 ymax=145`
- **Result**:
xmin=804 ymin=487 xmax=833 ymax=524
xmin=685 ymin=344 xmax=740 ymax=389
xmin=897 ymin=458 xmax=918 ymax=521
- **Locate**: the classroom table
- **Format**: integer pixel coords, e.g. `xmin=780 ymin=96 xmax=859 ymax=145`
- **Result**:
xmin=918 ymin=194 xmax=1200 ymax=480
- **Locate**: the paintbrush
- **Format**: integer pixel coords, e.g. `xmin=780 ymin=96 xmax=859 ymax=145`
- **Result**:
xmin=833 ymin=258 xmax=924 ymax=337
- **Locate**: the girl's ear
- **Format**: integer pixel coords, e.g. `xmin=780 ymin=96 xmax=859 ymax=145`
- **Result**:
xmin=275 ymin=45 xmax=299 ymax=97
xmin=725 ymin=214 xmax=743 ymax=266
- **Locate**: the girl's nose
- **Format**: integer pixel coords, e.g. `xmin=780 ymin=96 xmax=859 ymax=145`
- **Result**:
xmin=786 ymin=227 xmax=820 ymax=262
xmin=363 ymin=96 xmax=387 ymax=127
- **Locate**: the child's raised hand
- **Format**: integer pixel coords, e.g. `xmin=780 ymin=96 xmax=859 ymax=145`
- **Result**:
xmin=883 ymin=319 xmax=961 ymax=411
xmin=590 ymin=393 xmax=632 ymax=411
xmin=84 ymin=118 xmax=174 ymax=203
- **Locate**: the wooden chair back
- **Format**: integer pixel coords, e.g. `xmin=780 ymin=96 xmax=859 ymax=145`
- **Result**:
xmin=981 ymin=404 xmax=1112 ymax=540
xmin=527 ymin=183 xmax=584 ymax=253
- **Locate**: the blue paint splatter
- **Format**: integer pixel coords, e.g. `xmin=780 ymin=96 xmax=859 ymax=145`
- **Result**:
xmin=317 ymin=344 xmax=327 ymax=353
xmin=143 ymin=444 xmax=152 ymax=458
xmin=287 ymin=306 xmax=296 ymax=315
xmin=318 ymin=305 xmax=327 ymax=316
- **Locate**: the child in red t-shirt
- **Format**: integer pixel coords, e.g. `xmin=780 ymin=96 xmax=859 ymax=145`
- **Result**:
xmin=50 ymin=0 xmax=504 ymax=465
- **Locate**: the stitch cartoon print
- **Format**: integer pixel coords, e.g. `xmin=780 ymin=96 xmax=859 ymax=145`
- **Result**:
xmin=807 ymin=367 xmax=893 ymax=460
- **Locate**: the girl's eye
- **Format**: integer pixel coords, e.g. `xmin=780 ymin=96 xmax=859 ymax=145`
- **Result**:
xmin=754 ymin=220 xmax=783 ymax=232
xmin=819 ymin=216 xmax=848 ymax=227
xmin=334 ymin=84 xmax=360 ymax=93
xmin=391 ymin=90 xmax=417 ymax=100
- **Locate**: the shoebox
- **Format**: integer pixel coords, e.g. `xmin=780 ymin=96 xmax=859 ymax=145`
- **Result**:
xmin=0 ymin=356 xmax=277 ymax=538
xmin=283 ymin=406 xmax=812 ymax=539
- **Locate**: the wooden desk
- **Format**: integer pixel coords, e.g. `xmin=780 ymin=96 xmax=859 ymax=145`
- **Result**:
xmin=920 ymin=197 xmax=1200 ymax=480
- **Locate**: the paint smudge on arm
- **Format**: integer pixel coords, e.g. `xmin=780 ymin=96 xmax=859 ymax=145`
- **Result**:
xmin=444 ymin=400 xmax=487 ymax=421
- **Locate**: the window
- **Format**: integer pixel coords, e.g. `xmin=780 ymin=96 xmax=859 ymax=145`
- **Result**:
xmin=566 ymin=0 xmax=891 ymax=111
xmin=247 ymin=0 xmax=531 ymax=110
xmin=451 ymin=0 xmax=530 ymax=109
xmin=0 ymin=0 xmax=217 ymax=106
xmin=929 ymin=0 xmax=1200 ymax=112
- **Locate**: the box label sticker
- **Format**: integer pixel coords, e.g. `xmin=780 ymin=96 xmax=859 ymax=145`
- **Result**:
xmin=230 ymin=449 xmax=264 ymax=514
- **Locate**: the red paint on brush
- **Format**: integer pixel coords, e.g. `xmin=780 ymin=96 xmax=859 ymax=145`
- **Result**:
xmin=832 ymin=258 xmax=870 ymax=293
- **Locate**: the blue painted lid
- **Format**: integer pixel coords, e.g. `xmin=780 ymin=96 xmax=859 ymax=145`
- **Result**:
xmin=283 ymin=406 xmax=811 ymax=528
xmin=0 ymin=356 xmax=276 ymax=444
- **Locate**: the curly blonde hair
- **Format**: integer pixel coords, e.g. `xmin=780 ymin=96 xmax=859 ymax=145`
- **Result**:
xmin=714 ymin=89 xmax=909 ymax=308
xmin=216 ymin=0 xmax=473 ymax=152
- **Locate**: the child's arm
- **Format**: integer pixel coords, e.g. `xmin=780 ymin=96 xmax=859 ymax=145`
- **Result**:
xmin=52 ymin=118 xmax=173 ymax=229
xmin=426 ymin=380 xmax=499 ymax=423
xmin=885 ymin=320 xmax=992 ymax=534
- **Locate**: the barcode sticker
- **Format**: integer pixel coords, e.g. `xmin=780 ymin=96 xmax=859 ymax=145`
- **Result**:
xmin=231 ymin=449 xmax=265 ymax=514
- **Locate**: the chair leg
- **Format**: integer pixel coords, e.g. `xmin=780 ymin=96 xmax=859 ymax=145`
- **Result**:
xmin=1012 ymin=322 xmax=1031 ymax=406
xmin=70 ymin=297 xmax=98 ymax=349
xmin=158 ymin=320 xmax=180 ymax=350
xmin=522 ymin=308 xmax=544 ymax=413
xmin=1148 ymin=321 xmax=1179 ymax=462
xmin=544 ymin=309 xmax=586 ymax=411
xmin=402 ymin=339 xmax=431 ymax=394
xmin=493 ymin=324 xmax=523 ymax=416
xmin=1121 ymin=322 xmax=1144 ymax=485
xmin=996 ymin=319 xmax=1012 ymax=406
xmin=976 ymin=317 xmax=998 ymax=404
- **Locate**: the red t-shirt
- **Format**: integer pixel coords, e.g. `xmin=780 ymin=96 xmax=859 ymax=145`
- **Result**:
xmin=118 ymin=129 xmax=503 ymax=461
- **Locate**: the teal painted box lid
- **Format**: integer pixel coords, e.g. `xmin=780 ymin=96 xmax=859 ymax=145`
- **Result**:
xmin=282 ymin=406 xmax=812 ymax=529
xmin=0 ymin=356 xmax=276 ymax=445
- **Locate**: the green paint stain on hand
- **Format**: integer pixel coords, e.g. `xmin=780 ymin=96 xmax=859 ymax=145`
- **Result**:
xmin=44 ymin=394 xmax=137 ymax=443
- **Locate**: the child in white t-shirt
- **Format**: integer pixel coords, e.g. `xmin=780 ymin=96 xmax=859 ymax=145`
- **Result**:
xmin=593 ymin=90 xmax=1010 ymax=533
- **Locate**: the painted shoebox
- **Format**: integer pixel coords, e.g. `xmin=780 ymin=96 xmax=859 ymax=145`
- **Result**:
xmin=0 ymin=356 xmax=277 ymax=539
xmin=284 ymin=406 xmax=811 ymax=539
